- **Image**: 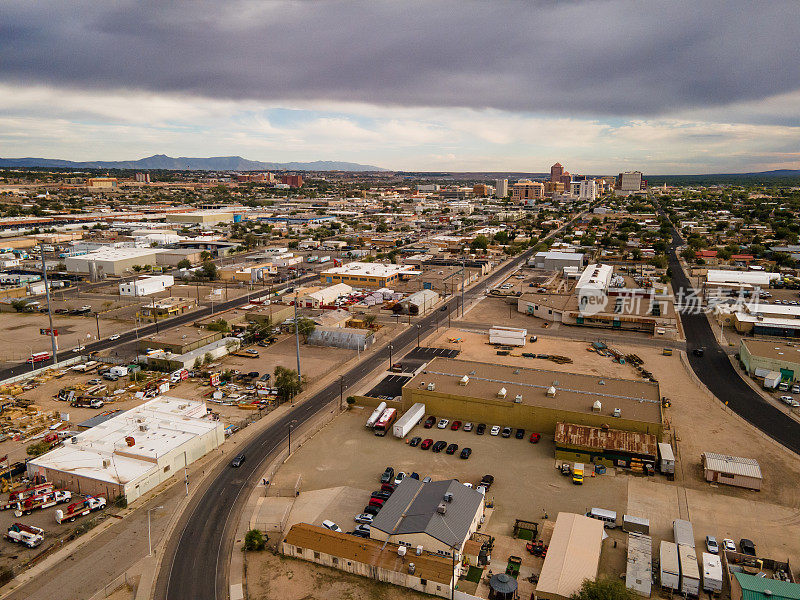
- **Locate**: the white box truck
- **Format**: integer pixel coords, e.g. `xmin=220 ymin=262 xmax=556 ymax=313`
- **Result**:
xmin=764 ymin=371 xmax=781 ymax=389
xmin=393 ymin=403 xmax=426 ymax=438
xmin=679 ymin=544 xmax=700 ymax=597
xmin=660 ymin=541 xmax=680 ymax=591
xmin=673 ymin=519 xmax=695 ymax=547
xmin=702 ymin=552 xmax=723 ymax=594
xmin=317 ymin=255 xmax=331 ymax=264
xmin=366 ymin=401 xmax=387 ymax=428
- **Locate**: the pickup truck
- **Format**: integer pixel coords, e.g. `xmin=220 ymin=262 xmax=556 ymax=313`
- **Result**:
xmin=70 ymin=397 xmax=104 ymax=409
xmin=5 ymin=523 xmax=44 ymax=548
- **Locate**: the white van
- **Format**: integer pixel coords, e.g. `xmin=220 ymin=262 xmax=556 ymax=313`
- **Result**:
xmin=586 ymin=507 xmax=617 ymax=527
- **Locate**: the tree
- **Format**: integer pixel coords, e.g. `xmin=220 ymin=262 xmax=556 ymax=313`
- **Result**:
xmin=470 ymin=235 xmax=489 ymax=251
xmin=570 ymin=577 xmax=636 ymax=600
xmin=362 ymin=314 xmax=377 ymax=328
xmin=295 ymin=317 xmax=316 ymax=342
xmin=176 ymin=259 xmax=191 ymax=269
xmin=200 ymin=261 xmax=218 ymax=280
xmin=493 ymin=231 xmax=509 ymax=245
xmin=10 ymin=299 xmax=32 ymax=312
xmin=131 ymin=264 xmax=143 ymax=273
xmin=207 ymin=318 xmax=230 ymax=332
xmin=274 ymin=366 xmax=303 ymax=402
xmin=244 ymin=529 xmax=267 ymax=551
xmin=203 ymin=352 xmax=213 ymax=366
xmin=200 ymin=250 xmax=212 ymax=261
xmin=26 ymin=441 xmax=51 ymax=457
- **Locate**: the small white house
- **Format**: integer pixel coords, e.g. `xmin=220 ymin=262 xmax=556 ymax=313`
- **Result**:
xmin=119 ymin=275 xmax=174 ymax=297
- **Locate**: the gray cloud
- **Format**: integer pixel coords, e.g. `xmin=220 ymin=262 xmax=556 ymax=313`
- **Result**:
xmin=1 ymin=0 xmax=799 ymax=118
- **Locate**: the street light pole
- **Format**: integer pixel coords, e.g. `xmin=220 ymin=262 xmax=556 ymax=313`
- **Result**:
xmin=416 ymin=324 xmax=421 ymax=349
xmin=39 ymin=244 xmax=58 ymax=364
xmin=388 ymin=344 xmax=393 ymax=370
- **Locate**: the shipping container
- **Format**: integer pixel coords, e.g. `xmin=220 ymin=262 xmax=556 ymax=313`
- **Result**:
xmin=393 ymin=403 xmax=426 ymax=438
xmin=702 ymin=552 xmax=722 ymax=594
xmin=673 ymin=519 xmax=695 ymax=547
xmin=622 ymin=514 xmax=650 ymax=535
xmin=679 ymin=544 xmax=700 ymax=596
xmin=366 ymin=402 xmax=387 ymax=428
xmin=660 ymin=541 xmax=680 ymax=591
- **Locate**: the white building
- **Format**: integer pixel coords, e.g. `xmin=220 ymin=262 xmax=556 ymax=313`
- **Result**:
xmin=27 ymin=397 xmax=224 ymax=504
xmin=65 ymin=247 xmax=164 ymax=276
xmin=530 ymin=251 xmax=584 ymax=271
xmin=119 ymin=275 xmax=175 ymax=296
xmin=299 ymin=283 xmax=352 ymax=308
xmin=495 ymin=178 xmax=508 ymax=198
xmin=579 ymin=179 xmax=598 ymax=201
xmin=619 ymin=171 xmax=643 ymax=192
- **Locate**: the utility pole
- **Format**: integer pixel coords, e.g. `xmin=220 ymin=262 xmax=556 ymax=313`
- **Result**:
xmin=294 ymin=293 xmax=301 ymax=382
xmin=94 ymin=312 xmax=101 ymax=341
xmin=416 ymin=324 xmax=421 ymax=349
xmin=152 ymin=297 xmax=159 ymax=334
xmin=339 ymin=375 xmax=346 ymax=411
xmin=39 ymin=244 xmax=58 ymax=364
xmin=461 ymin=255 xmax=465 ymax=317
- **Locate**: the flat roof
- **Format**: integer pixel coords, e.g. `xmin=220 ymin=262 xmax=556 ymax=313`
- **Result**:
xmin=145 ymin=326 xmax=219 ymax=346
xmin=555 ymin=422 xmax=657 ymax=457
xmin=707 ymin=270 xmax=779 ymax=285
xmin=702 ymin=452 xmax=762 ymax=479
xmin=321 ymin=262 xmax=418 ymax=278
xmin=284 ymin=523 xmax=453 ymax=585
xmin=29 ymin=397 xmax=219 ymax=485
xmin=69 ymin=247 xmax=162 ymax=261
xmin=409 ymin=358 xmax=662 ymax=425
xmin=536 ymin=513 xmax=604 ymax=600
xmin=742 ymin=339 xmax=800 ymax=364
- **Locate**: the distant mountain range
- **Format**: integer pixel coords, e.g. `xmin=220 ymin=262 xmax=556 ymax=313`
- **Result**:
xmin=0 ymin=154 xmax=387 ymax=172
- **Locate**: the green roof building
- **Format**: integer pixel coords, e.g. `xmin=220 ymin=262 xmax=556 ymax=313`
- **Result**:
xmin=733 ymin=573 xmax=800 ymax=600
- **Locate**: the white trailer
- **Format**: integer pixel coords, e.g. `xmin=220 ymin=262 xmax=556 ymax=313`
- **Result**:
xmin=764 ymin=371 xmax=781 ymax=389
xmin=658 ymin=442 xmax=675 ymax=475
xmin=317 ymin=255 xmax=331 ymax=263
xmin=659 ymin=541 xmax=680 ymax=591
xmin=673 ymin=519 xmax=695 ymax=547
xmin=489 ymin=326 xmax=527 ymax=347
xmin=366 ymin=402 xmax=387 ymax=428
xmin=393 ymin=403 xmax=426 ymax=438
xmin=702 ymin=552 xmax=723 ymax=594
xmin=679 ymin=544 xmax=700 ymax=597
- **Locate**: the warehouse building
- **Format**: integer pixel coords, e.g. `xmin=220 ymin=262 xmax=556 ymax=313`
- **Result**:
xmin=320 ymin=262 xmax=420 ymax=288
xmin=282 ymin=523 xmax=455 ymax=599
xmin=554 ymin=422 xmax=658 ymax=470
xmin=529 ymin=251 xmax=584 ymax=271
xmin=701 ymin=452 xmax=762 ymax=490
xmin=398 ymin=289 xmax=439 ymax=315
xmin=306 ymin=326 xmax=374 ymax=351
xmin=739 ymin=339 xmax=800 ymax=383
xmin=65 ymin=247 xmax=164 ymax=276
xmin=139 ymin=326 xmax=223 ymax=354
xmin=730 ymin=572 xmax=800 ymax=600
xmin=370 ymin=478 xmax=485 ymax=556
xmin=166 ymin=211 xmax=234 ymax=225
xmin=402 ymin=358 xmax=662 ymax=436
xmin=27 ymin=397 xmax=224 ymax=504
xmin=298 ymin=283 xmax=352 ymax=308
xmin=724 ymin=303 xmax=800 ymax=338
xmin=535 ymin=513 xmax=604 ymax=600
xmin=119 ymin=274 xmax=174 ymax=296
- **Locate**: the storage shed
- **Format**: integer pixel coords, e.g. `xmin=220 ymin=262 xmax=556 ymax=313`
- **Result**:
xmin=701 ymin=452 xmax=762 ymax=490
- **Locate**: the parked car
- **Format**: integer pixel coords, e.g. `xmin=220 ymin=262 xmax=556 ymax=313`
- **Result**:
xmin=459 ymin=447 xmax=472 ymax=459
xmin=480 ymin=474 xmax=495 ymax=489
xmin=103 ymin=373 xmax=118 ymax=381
xmin=515 ymin=428 xmax=525 ymax=439
xmin=780 ymin=395 xmax=800 ymax=407
xmin=371 ymin=491 xmax=391 ymax=501
xmin=432 ymin=441 xmax=447 ymax=453
xmin=380 ymin=483 xmax=395 ymax=493
xmin=410 ymin=472 xmax=420 ymax=480
xmin=476 ymin=423 xmax=486 ymax=435
xmin=394 ymin=472 xmax=406 ymax=485
xmin=529 ymin=432 xmax=541 ymax=443
xmin=739 ymin=539 xmax=756 ymax=555
xmin=354 ymin=513 xmax=374 ymax=524
xmin=230 ymin=454 xmax=246 ymax=467
xmin=706 ymin=535 xmax=719 ymax=554
xmin=722 ymin=538 xmax=736 ymax=552
xmin=355 ymin=524 xmax=370 ymax=534
xmin=350 ymin=529 xmax=370 ymax=538
xmin=108 ymin=334 xmax=120 ymax=341
xmin=87 ymin=378 xmax=101 ymax=385
xmin=409 ymin=436 xmax=422 ymax=447
xmin=420 ymin=438 xmax=434 ymax=450
xmin=422 ymin=476 xmax=432 ymax=483
xmin=363 ymin=505 xmax=381 ymax=516
xmin=437 ymin=419 xmax=449 ymax=429
xmin=423 ymin=416 xmax=436 ymax=428
xmin=501 ymin=426 xmax=512 ymax=438
xmin=463 ymin=422 xmax=473 ymax=432
xmin=490 ymin=425 xmax=501 ymax=436
xmin=368 ymin=498 xmax=385 ymax=508
xmin=322 ymin=520 xmax=342 ymax=532
xmin=793 ymin=385 xmax=800 ymax=394
xmin=450 ymin=420 xmax=462 ymax=431
xmin=445 ymin=443 xmax=458 ymax=455
xmin=380 ymin=467 xmax=395 ymax=484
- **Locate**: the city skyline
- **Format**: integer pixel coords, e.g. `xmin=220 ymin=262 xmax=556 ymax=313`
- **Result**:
xmin=1 ymin=1 xmax=799 ymax=174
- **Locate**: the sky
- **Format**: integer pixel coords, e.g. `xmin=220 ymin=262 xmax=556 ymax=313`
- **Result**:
xmin=1 ymin=0 xmax=799 ymax=174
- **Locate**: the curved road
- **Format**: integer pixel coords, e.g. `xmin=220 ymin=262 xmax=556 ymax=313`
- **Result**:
xmin=661 ymin=208 xmax=800 ymax=455
xmin=156 ymin=245 xmax=544 ymax=600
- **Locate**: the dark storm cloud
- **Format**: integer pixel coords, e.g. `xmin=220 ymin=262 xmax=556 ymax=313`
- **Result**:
xmin=2 ymin=0 xmax=799 ymax=117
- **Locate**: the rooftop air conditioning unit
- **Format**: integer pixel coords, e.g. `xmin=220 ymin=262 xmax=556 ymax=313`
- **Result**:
xmin=437 ymin=502 xmax=447 ymax=514
xmin=416 ymin=545 xmax=423 ymax=556
xmin=514 ymin=394 xmax=523 ymax=403
xmin=497 ymin=387 xmax=507 ymax=399
xmin=459 ymin=375 xmax=469 ymax=386
xmin=593 ymin=400 xmax=602 ymax=412
xmin=398 ymin=546 xmax=407 ymax=557
xmin=139 ymin=424 xmax=148 ymax=431
xmin=443 ymin=492 xmax=453 ymax=503
xmin=613 ymin=408 xmax=621 ymax=417
xmin=102 ymin=459 xmax=110 ymax=468
xmin=547 ymin=386 xmax=557 ymax=397
xmin=427 ymin=383 xmax=436 ymax=391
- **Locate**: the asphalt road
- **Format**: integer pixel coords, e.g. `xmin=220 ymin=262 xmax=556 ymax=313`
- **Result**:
xmin=155 ymin=246 xmax=543 ymax=600
xmin=660 ymin=209 xmax=800 ymax=455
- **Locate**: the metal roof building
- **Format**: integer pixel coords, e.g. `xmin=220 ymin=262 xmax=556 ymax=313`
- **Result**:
xmin=554 ymin=422 xmax=658 ymax=469
xmin=701 ymin=452 xmax=762 ymax=490
xmin=535 ymin=513 xmax=604 ymax=600
xmin=732 ymin=573 xmax=800 ymax=600
xmin=626 ymin=534 xmax=652 ymax=597
xmin=370 ymin=478 xmax=484 ymax=555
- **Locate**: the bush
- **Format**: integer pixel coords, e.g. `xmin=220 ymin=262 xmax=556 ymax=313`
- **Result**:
xmin=26 ymin=441 xmax=51 ymax=457
xmin=346 ymin=396 xmax=356 ymax=406
xmin=244 ymin=529 xmax=267 ymax=551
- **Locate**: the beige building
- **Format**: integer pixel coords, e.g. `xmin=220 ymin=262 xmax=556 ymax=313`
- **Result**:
xmin=701 ymin=452 xmax=762 ymax=491
xmin=401 ymin=358 xmax=663 ymax=437
xmin=166 ymin=211 xmax=234 ymax=225
xmin=512 ymin=180 xmax=545 ymax=203
xmin=65 ymin=247 xmax=164 ymax=276
xmin=739 ymin=339 xmax=800 ymax=382
xmin=86 ymin=177 xmax=118 ymax=189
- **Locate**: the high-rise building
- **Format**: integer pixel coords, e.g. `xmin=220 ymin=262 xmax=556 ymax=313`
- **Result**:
xmin=579 ymin=179 xmax=597 ymax=200
xmin=280 ymin=174 xmax=303 ymax=188
xmin=495 ymin=178 xmax=508 ymax=198
xmin=135 ymin=172 xmax=151 ymax=183
xmin=472 ymin=183 xmax=493 ymax=197
xmin=511 ymin=180 xmax=545 ymax=203
xmin=550 ymin=163 xmax=564 ymax=182
xmin=617 ymin=171 xmax=643 ymax=192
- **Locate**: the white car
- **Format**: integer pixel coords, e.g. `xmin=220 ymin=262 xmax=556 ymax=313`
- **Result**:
xmin=437 ymin=419 xmax=449 ymax=429
xmin=354 ymin=513 xmax=374 ymax=524
xmin=779 ymin=396 xmax=800 ymax=407
xmin=394 ymin=471 xmax=407 ymax=486
xmin=490 ymin=425 xmax=501 ymax=436
xmin=793 ymin=385 xmax=800 ymax=394
xmin=463 ymin=422 xmax=473 ymax=432
xmin=108 ymin=334 xmax=120 ymax=341
xmin=322 ymin=520 xmax=342 ymax=532
xmin=722 ymin=538 xmax=736 ymax=552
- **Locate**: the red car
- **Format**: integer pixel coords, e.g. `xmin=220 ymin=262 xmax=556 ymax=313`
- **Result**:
xmin=450 ymin=420 xmax=462 ymax=431
xmin=529 ymin=432 xmax=541 ymax=444
xmin=423 ymin=416 xmax=436 ymax=429
xmin=420 ymin=438 xmax=434 ymax=450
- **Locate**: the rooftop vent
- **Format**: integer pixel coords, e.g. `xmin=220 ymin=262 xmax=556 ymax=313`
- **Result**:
xmin=102 ymin=459 xmax=110 ymax=468
xmin=613 ymin=408 xmax=621 ymax=417
xmin=398 ymin=546 xmax=407 ymax=557
xmin=593 ymin=400 xmax=602 ymax=412
xmin=427 ymin=383 xmax=436 ymax=391
xmin=497 ymin=387 xmax=507 ymax=399
xmin=408 ymin=562 xmax=416 ymax=575
xmin=514 ymin=394 xmax=523 ymax=403
xmin=437 ymin=502 xmax=447 ymax=514
xmin=416 ymin=545 xmax=423 ymax=556
xmin=547 ymin=386 xmax=557 ymax=397
xmin=459 ymin=375 xmax=469 ymax=386
xmin=444 ymin=492 xmax=454 ymax=503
